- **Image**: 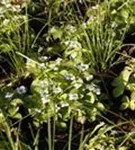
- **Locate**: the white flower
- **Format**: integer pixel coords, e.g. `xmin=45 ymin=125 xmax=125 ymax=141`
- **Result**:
xmin=112 ymin=22 xmax=118 ymax=28
xmin=86 ymin=83 xmax=96 ymax=91
xmin=69 ymin=93 xmax=79 ymax=100
xmin=70 ymin=52 xmax=77 ymax=59
xmin=40 ymin=81 xmax=48 ymax=88
xmin=2 ymin=19 xmax=10 ymax=26
xmin=73 ymin=83 xmax=82 ymax=89
xmin=53 ymin=87 xmax=62 ymax=94
xmin=55 ymin=105 xmax=61 ymax=112
xmin=35 ymin=108 xmax=41 ymax=113
xmin=85 ymin=74 xmax=93 ymax=81
xmin=95 ymin=88 xmax=101 ymax=95
xmin=53 ymin=67 xmax=59 ymax=71
xmin=38 ymin=46 xmax=44 ymax=53
xmin=64 ymin=74 xmax=75 ymax=81
xmin=91 ymin=5 xmax=99 ymax=10
xmin=77 ymin=63 xmax=89 ymax=71
xmin=60 ymin=102 xmax=69 ymax=107
xmin=41 ymin=91 xmax=49 ymax=104
xmin=40 ymin=63 xmax=46 ymax=69
xmin=5 ymin=92 xmax=13 ymax=99
xmin=65 ymin=40 xmax=81 ymax=49
xmin=77 ymin=116 xmax=86 ymax=124
xmin=66 ymin=25 xmax=76 ymax=33
xmin=40 ymin=56 xmax=48 ymax=62
xmin=55 ymin=58 xmax=62 ymax=64
xmin=16 ymin=86 xmax=26 ymax=94
xmin=82 ymin=23 xmax=87 ymax=29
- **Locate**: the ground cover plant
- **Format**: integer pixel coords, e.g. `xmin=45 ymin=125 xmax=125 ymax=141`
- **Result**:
xmin=1 ymin=0 xmax=135 ymax=149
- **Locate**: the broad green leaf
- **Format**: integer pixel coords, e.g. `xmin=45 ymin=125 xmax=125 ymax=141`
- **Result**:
xmin=129 ymin=91 xmax=135 ymax=111
xmin=120 ymin=96 xmax=129 ymax=110
xmin=112 ymin=85 xmax=125 ymax=98
xmin=49 ymin=27 xmax=63 ymax=40
xmin=12 ymin=113 xmax=22 ymax=119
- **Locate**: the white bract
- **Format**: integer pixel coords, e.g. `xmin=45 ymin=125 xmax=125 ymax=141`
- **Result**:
xmin=16 ymin=86 xmax=26 ymax=94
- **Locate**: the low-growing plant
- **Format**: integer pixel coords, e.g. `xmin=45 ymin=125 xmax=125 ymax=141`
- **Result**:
xmin=112 ymin=58 xmax=135 ymax=111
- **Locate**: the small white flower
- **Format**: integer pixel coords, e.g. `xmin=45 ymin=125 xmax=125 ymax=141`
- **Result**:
xmin=53 ymin=67 xmax=59 ymax=71
xmin=77 ymin=63 xmax=89 ymax=71
xmin=73 ymin=83 xmax=82 ymax=89
xmin=69 ymin=93 xmax=79 ymax=100
xmin=77 ymin=116 xmax=86 ymax=124
xmin=95 ymin=88 xmax=101 ymax=95
xmin=65 ymin=40 xmax=81 ymax=49
xmin=40 ymin=63 xmax=46 ymax=69
xmin=41 ymin=91 xmax=49 ymax=104
xmin=70 ymin=52 xmax=77 ymax=59
xmin=40 ymin=81 xmax=48 ymax=88
xmin=66 ymin=25 xmax=76 ymax=33
xmin=55 ymin=104 xmax=60 ymax=112
xmin=60 ymin=102 xmax=69 ymax=107
xmin=55 ymin=58 xmax=62 ymax=64
xmin=85 ymin=74 xmax=93 ymax=81
xmin=40 ymin=56 xmax=48 ymax=62
xmin=38 ymin=46 xmax=44 ymax=53
xmin=64 ymin=74 xmax=75 ymax=81
xmin=86 ymin=83 xmax=96 ymax=91
xmin=112 ymin=22 xmax=118 ymax=28
xmin=16 ymin=86 xmax=26 ymax=94
xmin=35 ymin=108 xmax=41 ymax=113
xmin=91 ymin=5 xmax=99 ymax=10
xmin=3 ymin=19 xmax=10 ymax=26
xmin=1 ymin=0 xmax=7 ymax=4
xmin=82 ymin=23 xmax=87 ymax=29
xmin=53 ymin=87 xmax=62 ymax=94
xmin=5 ymin=92 xmax=13 ymax=99
xmin=87 ymin=16 xmax=96 ymax=22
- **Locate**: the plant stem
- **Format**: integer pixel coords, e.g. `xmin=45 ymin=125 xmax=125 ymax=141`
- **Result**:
xmin=52 ymin=116 xmax=56 ymax=150
xmin=48 ymin=117 xmax=52 ymax=150
xmin=79 ymin=124 xmax=84 ymax=150
xmin=68 ymin=114 xmax=74 ymax=150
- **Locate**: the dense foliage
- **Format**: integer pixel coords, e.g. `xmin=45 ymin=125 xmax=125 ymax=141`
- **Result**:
xmin=0 ymin=0 xmax=135 ymax=149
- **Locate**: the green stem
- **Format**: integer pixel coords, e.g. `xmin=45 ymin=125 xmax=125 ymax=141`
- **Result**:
xmin=79 ymin=124 xmax=84 ymax=150
xmin=68 ymin=115 xmax=74 ymax=150
xmin=5 ymin=122 xmax=15 ymax=150
xmin=52 ymin=116 xmax=56 ymax=150
xmin=48 ymin=117 xmax=52 ymax=150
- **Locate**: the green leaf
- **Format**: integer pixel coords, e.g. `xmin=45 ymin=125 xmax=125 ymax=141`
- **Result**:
xmin=49 ymin=27 xmax=63 ymax=40
xmin=12 ymin=113 xmax=22 ymax=119
xmin=120 ymin=96 xmax=129 ymax=110
xmin=112 ymin=85 xmax=125 ymax=98
xmin=129 ymin=91 xmax=135 ymax=111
